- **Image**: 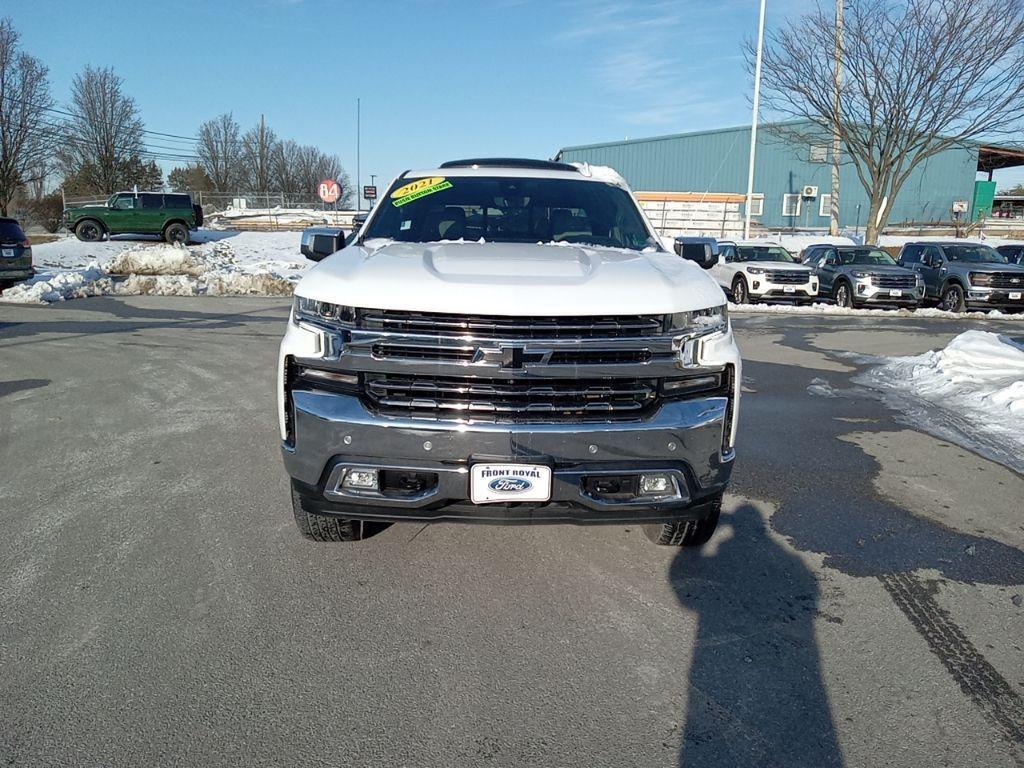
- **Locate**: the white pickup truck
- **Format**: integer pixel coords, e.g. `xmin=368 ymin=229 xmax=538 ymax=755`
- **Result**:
xmin=279 ymin=159 xmax=740 ymax=546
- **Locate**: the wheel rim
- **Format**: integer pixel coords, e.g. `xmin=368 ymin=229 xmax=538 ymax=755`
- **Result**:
xmin=941 ymin=287 xmax=960 ymax=311
xmin=734 ymin=281 xmax=746 ymax=303
xmin=170 ymin=228 xmax=185 ymax=243
xmin=81 ymin=224 xmax=98 ymax=240
xmin=837 ymin=285 xmax=849 ymax=307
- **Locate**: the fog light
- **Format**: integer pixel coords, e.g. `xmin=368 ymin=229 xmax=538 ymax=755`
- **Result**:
xmin=752 ymin=280 xmax=760 ymax=290
xmin=640 ymin=473 xmax=672 ymax=495
xmin=342 ymin=469 xmax=379 ymax=491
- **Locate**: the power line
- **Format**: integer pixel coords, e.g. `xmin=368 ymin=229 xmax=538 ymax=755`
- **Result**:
xmin=18 ymin=116 xmax=200 ymax=162
xmin=0 ymin=91 xmax=198 ymax=145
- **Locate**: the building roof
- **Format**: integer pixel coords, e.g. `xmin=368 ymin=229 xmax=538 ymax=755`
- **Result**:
xmin=558 ymin=122 xmax=1024 ymax=170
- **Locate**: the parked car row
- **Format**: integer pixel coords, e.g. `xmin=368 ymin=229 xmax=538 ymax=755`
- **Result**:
xmin=676 ymin=237 xmax=1024 ymax=313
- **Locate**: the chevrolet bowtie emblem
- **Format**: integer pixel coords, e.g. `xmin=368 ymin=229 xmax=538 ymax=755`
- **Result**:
xmin=473 ymin=346 xmax=553 ymax=368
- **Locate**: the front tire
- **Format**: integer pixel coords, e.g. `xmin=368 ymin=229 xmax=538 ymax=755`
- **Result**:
xmin=291 ymin=486 xmax=370 ymax=542
xmin=939 ymin=282 xmax=966 ymax=313
xmin=834 ymin=280 xmax=855 ymax=308
xmin=731 ymin=276 xmax=750 ymax=304
xmin=645 ymin=493 xmax=723 ymax=547
xmin=75 ymin=220 xmax=103 ymax=242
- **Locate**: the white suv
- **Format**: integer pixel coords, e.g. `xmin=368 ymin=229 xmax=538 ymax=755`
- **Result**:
xmin=713 ymin=241 xmax=818 ymax=304
xmin=278 ymin=159 xmax=741 ymax=547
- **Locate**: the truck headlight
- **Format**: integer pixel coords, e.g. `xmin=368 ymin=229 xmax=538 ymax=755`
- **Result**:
xmin=851 ymin=270 xmax=870 ymax=279
xmin=746 ymin=266 xmax=766 ymax=275
xmin=293 ymin=297 xmax=355 ymax=326
xmin=969 ymin=272 xmax=992 ymax=287
xmin=666 ymin=305 xmax=728 ymax=338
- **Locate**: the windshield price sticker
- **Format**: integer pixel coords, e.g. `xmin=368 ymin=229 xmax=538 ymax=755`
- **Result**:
xmin=391 ymin=176 xmax=453 ymax=207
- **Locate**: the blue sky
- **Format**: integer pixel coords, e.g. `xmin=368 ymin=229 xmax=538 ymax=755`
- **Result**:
xmin=12 ymin=0 xmax=1024 ymax=194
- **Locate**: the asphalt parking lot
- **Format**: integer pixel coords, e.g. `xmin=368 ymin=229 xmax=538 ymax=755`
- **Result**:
xmin=1 ymin=297 xmax=1022 ymax=768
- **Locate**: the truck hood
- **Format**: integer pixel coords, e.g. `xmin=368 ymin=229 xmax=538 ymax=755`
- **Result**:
xmin=840 ymin=264 xmax=915 ymax=275
xmin=296 ymin=240 xmax=727 ymax=315
xmin=953 ymin=262 xmax=1024 ymax=273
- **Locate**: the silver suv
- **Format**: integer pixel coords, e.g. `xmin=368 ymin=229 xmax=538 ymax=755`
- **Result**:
xmin=802 ymin=244 xmax=923 ymax=309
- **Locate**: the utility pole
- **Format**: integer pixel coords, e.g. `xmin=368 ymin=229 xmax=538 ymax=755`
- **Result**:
xmin=356 ymin=98 xmax=361 ymax=212
xmin=829 ymin=0 xmax=844 ymax=236
xmin=744 ymin=0 xmax=767 ymax=240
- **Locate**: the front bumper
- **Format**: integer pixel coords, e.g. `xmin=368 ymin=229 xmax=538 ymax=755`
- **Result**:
xmin=284 ymin=392 xmax=734 ymax=524
xmin=965 ymin=286 xmax=1024 ymax=309
xmin=854 ymin=281 xmax=923 ymax=305
xmin=279 ymin=315 xmax=740 ymax=525
xmin=748 ymin=278 xmax=818 ymax=301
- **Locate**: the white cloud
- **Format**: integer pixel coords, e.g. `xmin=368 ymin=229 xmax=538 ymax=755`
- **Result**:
xmin=557 ymin=0 xmax=752 ymax=129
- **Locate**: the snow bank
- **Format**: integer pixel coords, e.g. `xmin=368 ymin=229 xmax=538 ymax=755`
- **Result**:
xmin=105 ymin=243 xmax=226 ymax=277
xmin=858 ymin=331 xmax=1024 ymax=470
xmin=1 ymin=233 xmax=304 ymax=304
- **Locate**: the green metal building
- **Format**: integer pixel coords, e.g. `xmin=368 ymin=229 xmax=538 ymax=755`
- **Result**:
xmin=555 ymin=122 xmax=1024 ymax=230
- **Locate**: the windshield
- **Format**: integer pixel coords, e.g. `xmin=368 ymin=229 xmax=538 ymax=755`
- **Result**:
xmin=839 ymin=248 xmax=897 ymax=266
xmin=735 ymin=246 xmax=795 ymax=263
xmin=944 ymin=245 xmax=1007 ymax=264
xmin=363 ymin=175 xmax=658 ymax=251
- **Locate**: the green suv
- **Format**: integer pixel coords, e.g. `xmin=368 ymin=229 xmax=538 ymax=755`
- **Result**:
xmin=64 ymin=192 xmax=203 ymax=244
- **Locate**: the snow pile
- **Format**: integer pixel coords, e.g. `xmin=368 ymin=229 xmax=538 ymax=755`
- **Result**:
xmin=859 ymin=331 xmax=1024 ymax=469
xmin=7 ymin=266 xmax=116 ymax=303
xmin=105 ymin=242 xmax=228 ymax=277
xmin=1 ymin=234 xmax=303 ymax=304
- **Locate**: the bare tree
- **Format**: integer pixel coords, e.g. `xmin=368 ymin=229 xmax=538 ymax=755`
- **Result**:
xmin=57 ymin=65 xmax=145 ymax=194
xmin=0 ymin=17 xmax=54 ymax=215
xmin=197 ymin=112 xmax=241 ymax=192
xmin=753 ymin=0 xmax=1024 ymax=243
xmin=290 ymin=144 xmax=352 ymax=205
xmin=240 ymin=114 xmax=278 ymax=194
xmin=272 ymin=139 xmax=302 ymax=192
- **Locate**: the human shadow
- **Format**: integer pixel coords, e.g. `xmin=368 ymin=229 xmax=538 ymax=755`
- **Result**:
xmin=673 ymin=503 xmax=843 ymax=767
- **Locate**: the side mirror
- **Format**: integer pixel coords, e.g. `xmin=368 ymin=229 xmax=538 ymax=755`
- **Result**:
xmin=300 ymin=227 xmax=348 ymax=261
xmin=675 ymin=241 xmax=719 ymax=269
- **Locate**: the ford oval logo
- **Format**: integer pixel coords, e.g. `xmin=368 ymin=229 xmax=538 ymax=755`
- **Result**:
xmin=488 ymin=477 xmax=533 ymax=493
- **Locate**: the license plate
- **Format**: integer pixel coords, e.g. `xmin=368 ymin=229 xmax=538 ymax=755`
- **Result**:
xmin=1011 ymin=292 xmax=1022 ymax=300
xmin=783 ymin=286 xmax=796 ymax=293
xmin=889 ymin=289 xmax=902 ymax=297
xmin=471 ymin=463 xmax=552 ymax=504
xmin=1 ymin=248 xmax=13 ymax=258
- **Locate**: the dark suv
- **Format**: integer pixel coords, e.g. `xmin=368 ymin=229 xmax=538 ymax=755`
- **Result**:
xmin=0 ymin=217 xmax=34 ymax=289
xmin=802 ymin=244 xmax=923 ymax=308
xmin=63 ymin=191 xmax=203 ymax=244
xmin=896 ymin=241 xmax=1024 ymax=312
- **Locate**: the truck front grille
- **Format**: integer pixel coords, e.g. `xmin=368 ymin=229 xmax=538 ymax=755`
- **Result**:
xmin=358 ymin=310 xmax=665 ymax=339
xmin=764 ymin=270 xmax=809 ymax=284
xmin=871 ymin=274 xmax=917 ymax=288
xmin=970 ymin=271 xmax=1024 ymax=289
xmin=363 ymin=374 xmax=659 ymax=421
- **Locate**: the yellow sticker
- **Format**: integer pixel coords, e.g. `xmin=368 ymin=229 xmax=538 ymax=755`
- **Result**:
xmin=391 ymin=176 xmax=453 ymax=206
